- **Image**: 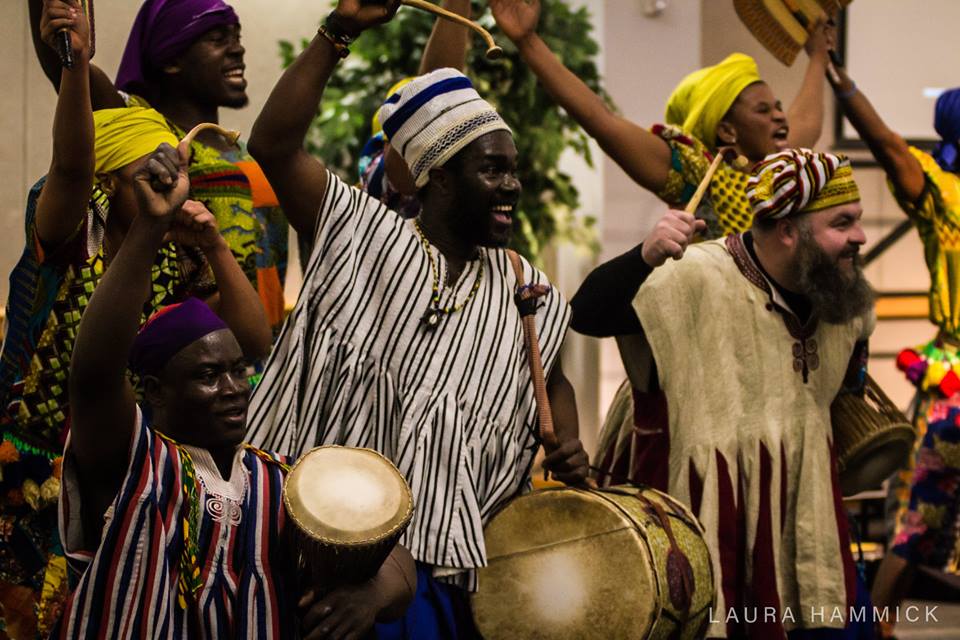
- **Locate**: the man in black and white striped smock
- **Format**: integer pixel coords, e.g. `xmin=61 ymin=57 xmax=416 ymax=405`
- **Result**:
xmin=244 ymin=2 xmax=589 ymax=636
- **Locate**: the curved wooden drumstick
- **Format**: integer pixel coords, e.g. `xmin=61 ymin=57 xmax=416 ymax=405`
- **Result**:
xmin=684 ymin=148 xmax=749 ymax=214
xmin=177 ymin=123 xmax=241 ymax=163
xmin=401 ymin=0 xmax=504 ymax=60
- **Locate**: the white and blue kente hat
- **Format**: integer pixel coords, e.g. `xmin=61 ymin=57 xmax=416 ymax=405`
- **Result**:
xmin=378 ymin=68 xmax=512 ymax=188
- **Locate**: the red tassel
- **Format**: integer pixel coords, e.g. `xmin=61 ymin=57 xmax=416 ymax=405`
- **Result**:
xmin=897 ymin=349 xmax=921 ymax=372
xmin=940 ymin=369 xmax=960 ymax=398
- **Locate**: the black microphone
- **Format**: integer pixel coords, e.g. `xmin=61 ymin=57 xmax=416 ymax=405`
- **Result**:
xmin=56 ymin=29 xmax=74 ymax=69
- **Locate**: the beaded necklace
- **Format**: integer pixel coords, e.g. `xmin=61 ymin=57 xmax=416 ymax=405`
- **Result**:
xmin=413 ymin=219 xmax=484 ymax=330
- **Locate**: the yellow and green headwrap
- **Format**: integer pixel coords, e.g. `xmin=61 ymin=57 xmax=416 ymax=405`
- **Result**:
xmin=93 ymin=107 xmax=178 ymax=176
xmin=747 ymin=148 xmax=861 ymax=221
xmin=664 ymin=53 xmax=762 ymax=151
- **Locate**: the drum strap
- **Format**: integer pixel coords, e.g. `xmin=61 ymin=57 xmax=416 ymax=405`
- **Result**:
xmin=637 ymin=493 xmax=695 ymax=615
xmin=506 ymin=250 xmax=558 ymax=449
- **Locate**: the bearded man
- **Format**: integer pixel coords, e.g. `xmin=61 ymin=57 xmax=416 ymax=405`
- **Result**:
xmin=570 ymin=149 xmax=875 ymax=639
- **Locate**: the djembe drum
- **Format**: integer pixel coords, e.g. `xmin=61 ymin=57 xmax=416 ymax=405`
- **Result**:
xmin=283 ymin=446 xmax=413 ymax=589
xmin=831 ymin=375 xmax=915 ymax=496
xmin=472 ymin=485 xmax=715 ymax=640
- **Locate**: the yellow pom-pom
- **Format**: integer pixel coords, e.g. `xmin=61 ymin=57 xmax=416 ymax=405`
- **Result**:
xmin=40 ymin=476 xmax=61 ymax=506
xmin=23 ymin=479 xmax=41 ymax=511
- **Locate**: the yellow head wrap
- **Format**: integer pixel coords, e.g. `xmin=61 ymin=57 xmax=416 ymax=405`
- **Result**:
xmin=93 ymin=107 xmax=178 ymax=176
xmin=664 ymin=53 xmax=763 ymax=151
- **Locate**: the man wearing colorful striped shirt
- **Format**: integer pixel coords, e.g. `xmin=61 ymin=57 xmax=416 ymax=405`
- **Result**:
xmin=56 ymin=143 xmax=415 ymax=638
xmin=245 ymin=1 xmax=590 ymax=636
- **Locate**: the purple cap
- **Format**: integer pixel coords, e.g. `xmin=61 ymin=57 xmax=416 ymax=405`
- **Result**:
xmin=115 ymin=0 xmax=239 ymax=94
xmin=129 ymin=297 xmax=229 ymax=376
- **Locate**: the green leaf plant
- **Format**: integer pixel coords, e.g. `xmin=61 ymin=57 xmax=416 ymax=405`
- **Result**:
xmin=280 ymin=0 xmax=608 ymax=261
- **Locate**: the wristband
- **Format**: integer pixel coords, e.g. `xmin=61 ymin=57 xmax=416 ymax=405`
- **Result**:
xmin=835 ymin=81 xmax=858 ymax=101
xmin=317 ymin=24 xmax=350 ymax=59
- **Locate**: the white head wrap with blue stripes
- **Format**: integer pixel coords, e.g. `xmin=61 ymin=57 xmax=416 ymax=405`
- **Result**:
xmin=378 ymin=68 xmax=512 ymax=188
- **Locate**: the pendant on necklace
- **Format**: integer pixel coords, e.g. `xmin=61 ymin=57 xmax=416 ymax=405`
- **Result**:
xmin=421 ymin=308 xmax=441 ymax=330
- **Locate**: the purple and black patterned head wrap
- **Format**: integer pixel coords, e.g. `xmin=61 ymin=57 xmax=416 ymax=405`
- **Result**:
xmin=129 ymin=297 xmax=229 ymax=377
xmin=933 ymin=88 xmax=960 ymax=174
xmin=116 ymin=0 xmax=239 ymax=94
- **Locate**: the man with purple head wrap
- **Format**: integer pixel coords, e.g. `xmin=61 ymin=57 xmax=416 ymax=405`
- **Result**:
xmin=832 ymin=57 xmax=960 ymax=640
xmin=53 ymin=145 xmax=415 ymax=638
xmin=115 ymin=0 xmax=240 ymax=96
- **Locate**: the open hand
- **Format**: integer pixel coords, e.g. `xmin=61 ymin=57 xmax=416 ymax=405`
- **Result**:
xmin=133 ymin=143 xmax=190 ymax=223
xmin=641 ymin=209 xmax=706 ymax=268
xmin=490 ymin=0 xmax=541 ymax=44
xmin=542 ymin=437 xmax=589 ymax=485
xmin=299 ymin=583 xmax=382 ymax=640
xmin=40 ymin=0 xmax=91 ymax=60
xmin=330 ymin=0 xmax=402 ymax=38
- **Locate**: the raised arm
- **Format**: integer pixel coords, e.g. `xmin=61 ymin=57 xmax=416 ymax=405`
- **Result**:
xmin=69 ymin=145 xmax=190 ymax=494
xmin=33 ymin=0 xmax=94 ymax=249
xmin=169 ymin=200 xmax=273 ymax=361
xmin=832 ymin=67 xmax=925 ymax=203
xmin=28 ymin=0 xmax=125 ymax=108
xmin=784 ymin=20 xmax=833 ymax=149
xmin=418 ymin=0 xmax=471 ymax=74
xmin=490 ymin=0 xmax=673 ymax=194
xmin=248 ymin=0 xmax=400 ymax=238
xmin=571 ymin=210 xmax=704 ymax=337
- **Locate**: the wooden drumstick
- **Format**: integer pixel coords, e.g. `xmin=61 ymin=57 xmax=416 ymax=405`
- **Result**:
xmin=401 ymin=0 xmax=504 ymax=59
xmin=684 ymin=148 xmax=749 ymax=214
xmin=177 ymin=123 xmax=241 ymax=163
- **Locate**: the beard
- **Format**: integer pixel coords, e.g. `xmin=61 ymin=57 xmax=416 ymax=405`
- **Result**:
xmin=794 ymin=227 xmax=875 ymax=324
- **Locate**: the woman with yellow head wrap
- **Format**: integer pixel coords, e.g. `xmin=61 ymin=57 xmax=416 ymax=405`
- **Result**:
xmin=491 ymin=0 xmax=835 ymax=237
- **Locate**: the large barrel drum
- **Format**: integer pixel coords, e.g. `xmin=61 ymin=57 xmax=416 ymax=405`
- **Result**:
xmin=472 ymin=485 xmax=715 ymax=639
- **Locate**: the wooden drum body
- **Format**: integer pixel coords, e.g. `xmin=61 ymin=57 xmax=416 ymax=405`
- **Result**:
xmin=472 ymin=486 xmax=715 ymax=640
xmin=283 ymin=446 xmax=413 ymax=588
xmin=831 ymin=375 xmax=916 ymax=496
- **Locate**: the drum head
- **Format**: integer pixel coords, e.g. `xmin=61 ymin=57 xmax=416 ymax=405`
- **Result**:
xmin=283 ymin=446 xmax=413 ymax=545
xmin=839 ymin=425 xmax=916 ymax=496
xmin=473 ymin=487 xmax=714 ymax=639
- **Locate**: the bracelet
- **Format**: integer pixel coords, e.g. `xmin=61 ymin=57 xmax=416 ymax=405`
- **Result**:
xmin=317 ymin=24 xmax=350 ymax=59
xmin=324 ymin=11 xmax=360 ymax=44
xmin=835 ymin=81 xmax=858 ymax=101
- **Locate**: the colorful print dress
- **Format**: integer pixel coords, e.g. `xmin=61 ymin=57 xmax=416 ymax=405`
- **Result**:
xmin=0 ymin=179 xmax=214 ymax=635
xmin=890 ymin=147 xmax=960 ymax=569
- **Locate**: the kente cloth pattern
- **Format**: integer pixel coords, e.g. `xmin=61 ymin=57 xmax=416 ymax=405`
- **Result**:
xmin=891 ymin=400 xmax=960 ymax=569
xmin=652 ymin=124 xmax=752 ymax=239
xmin=0 ymin=178 xmax=214 ymax=635
xmin=127 ymin=94 xmax=289 ymax=331
xmin=889 ymin=147 xmax=960 ymax=338
xmin=747 ymin=149 xmax=859 ymax=220
xmin=632 ymin=234 xmax=873 ymax=638
xmin=245 ymin=172 xmax=569 ymax=590
xmin=54 ymin=411 xmax=295 ymax=638
xmin=664 ymin=52 xmax=762 ymax=153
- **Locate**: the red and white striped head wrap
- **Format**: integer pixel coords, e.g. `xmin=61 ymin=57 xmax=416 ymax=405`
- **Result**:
xmin=747 ymin=148 xmax=860 ymax=221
